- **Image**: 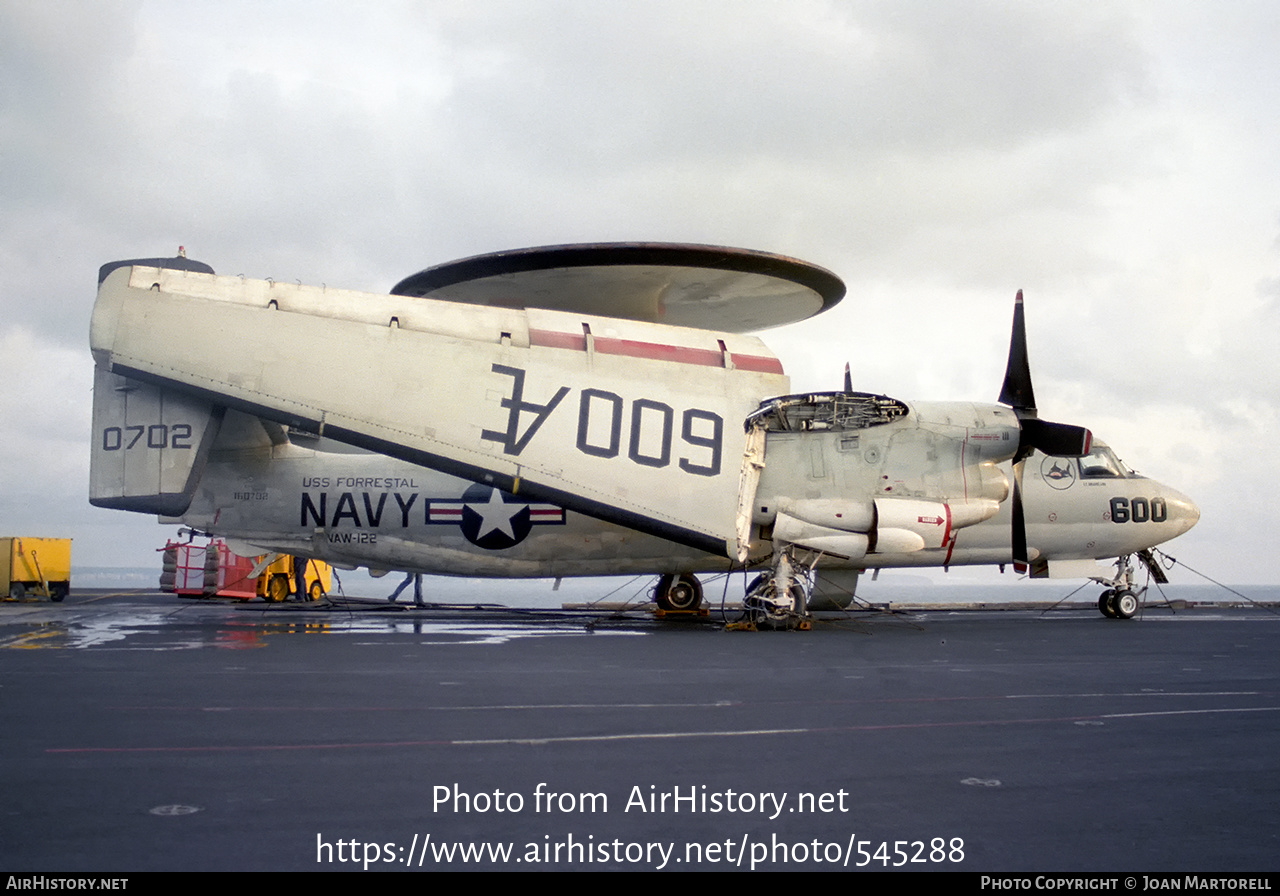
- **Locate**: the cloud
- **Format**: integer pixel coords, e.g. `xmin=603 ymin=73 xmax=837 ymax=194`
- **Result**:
xmin=1 ymin=1 xmax=1276 ymax=581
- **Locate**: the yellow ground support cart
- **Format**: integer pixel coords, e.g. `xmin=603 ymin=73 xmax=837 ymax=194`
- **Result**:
xmin=2 ymin=537 xmax=71 ymax=602
xmin=256 ymin=554 xmax=332 ymax=602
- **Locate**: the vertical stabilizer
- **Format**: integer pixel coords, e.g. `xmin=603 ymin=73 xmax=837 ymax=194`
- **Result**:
xmin=89 ymin=367 xmax=223 ymax=516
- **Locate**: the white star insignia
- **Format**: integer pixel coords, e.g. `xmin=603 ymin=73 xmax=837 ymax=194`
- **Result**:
xmin=467 ymin=488 xmax=522 ymax=539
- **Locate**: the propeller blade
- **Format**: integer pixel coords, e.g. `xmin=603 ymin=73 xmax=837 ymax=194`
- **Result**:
xmin=999 ymin=290 xmax=1036 ymax=413
xmin=843 ymin=362 xmax=852 ymax=393
xmin=998 ymin=290 xmax=1093 ymax=460
xmin=1020 ymin=417 xmax=1092 ymax=458
xmin=1011 ymin=460 xmax=1028 ymax=567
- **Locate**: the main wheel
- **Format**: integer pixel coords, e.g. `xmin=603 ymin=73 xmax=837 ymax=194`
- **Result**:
xmin=655 ymin=574 xmax=702 ymax=611
xmin=1098 ymin=590 xmax=1117 ymax=618
xmin=1113 ymin=589 xmax=1138 ymax=619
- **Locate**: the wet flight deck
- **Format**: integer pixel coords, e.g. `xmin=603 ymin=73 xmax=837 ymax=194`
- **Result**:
xmin=2 ymin=589 xmax=1277 ymax=872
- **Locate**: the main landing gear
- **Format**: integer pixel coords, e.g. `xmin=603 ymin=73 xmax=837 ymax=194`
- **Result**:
xmin=1094 ymin=556 xmax=1143 ymax=619
xmin=653 ymin=550 xmax=817 ymax=630
xmin=738 ymin=549 xmax=811 ymax=631
xmin=654 ymin=574 xmax=704 ymax=613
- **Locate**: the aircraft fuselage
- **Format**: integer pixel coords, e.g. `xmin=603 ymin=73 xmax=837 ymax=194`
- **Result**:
xmin=175 ymin=409 xmax=1197 ymax=581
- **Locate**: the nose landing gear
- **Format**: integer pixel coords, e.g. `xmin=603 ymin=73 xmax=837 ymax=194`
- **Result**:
xmin=1098 ymin=588 xmax=1140 ymax=619
xmin=1093 ymin=556 xmax=1143 ymax=619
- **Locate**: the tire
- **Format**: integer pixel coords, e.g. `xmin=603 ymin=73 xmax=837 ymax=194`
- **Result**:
xmin=265 ymin=574 xmax=290 ymax=603
xmin=49 ymin=582 xmax=68 ymax=603
xmin=308 ymin=580 xmax=324 ymax=601
xmin=9 ymin=582 xmax=25 ymax=601
xmin=1113 ymin=589 xmax=1138 ymax=619
xmin=655 ymin=574 xmax=702 ymax=611
xmin=790 ymin=583 xmax=807 ymax=617
xmin=1098 ymin=590 xmax=1117 ymax=618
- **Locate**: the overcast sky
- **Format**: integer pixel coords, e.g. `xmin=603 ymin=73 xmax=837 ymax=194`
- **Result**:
xmin=1 ymin=1 xmax=1276 ymax=587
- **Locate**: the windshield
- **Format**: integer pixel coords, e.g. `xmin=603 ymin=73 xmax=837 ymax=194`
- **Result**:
xmin=1077 ymin=444 xmax=1127 ymax=479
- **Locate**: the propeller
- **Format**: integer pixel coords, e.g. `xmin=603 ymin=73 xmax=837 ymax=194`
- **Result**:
xmin=999 ymin=291 xmax=1093 ymax=461
xmin=998 ymin=291 xmax=1093 ymax=565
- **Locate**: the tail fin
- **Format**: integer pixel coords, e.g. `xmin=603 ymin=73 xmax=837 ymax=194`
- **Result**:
xmin=89 ymin=366 xmax=223 ymax=516
xmin=90 ymin=254 xmax=223 ymax=517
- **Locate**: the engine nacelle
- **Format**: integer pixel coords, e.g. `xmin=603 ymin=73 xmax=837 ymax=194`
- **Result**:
xmin=775 ymin=498 xmax=874 ymax=533
xmin=772 ymin=512 xmax=870 ymax=561
xmin=873 ymin=497 xmax=1000 ymax=551
xmin=774 ymin=496 xmax=1001 ymax=555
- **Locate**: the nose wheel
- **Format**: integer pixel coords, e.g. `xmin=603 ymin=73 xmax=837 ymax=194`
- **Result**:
xmin=1094 ymin=556 xmax=1142 ymax=619
xmin=1098 ymin=590 xmax=1116 ymax=618
xmin=1098 ymin=588 xmax=1138 ymax=619
xmin=1113 ymin=589 xmax=1139 ymax=619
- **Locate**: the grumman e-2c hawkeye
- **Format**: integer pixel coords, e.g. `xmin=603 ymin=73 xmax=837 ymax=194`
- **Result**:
xmin=87 ymin=244 xmax=1199 ymax=624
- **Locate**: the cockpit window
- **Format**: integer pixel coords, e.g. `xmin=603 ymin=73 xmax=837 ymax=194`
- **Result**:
xmin=1077 ymin=445 xmax=1127 ymax=479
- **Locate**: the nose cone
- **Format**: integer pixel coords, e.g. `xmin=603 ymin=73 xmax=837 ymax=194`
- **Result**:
xmin=1162 ymin=486 xmax=1200 ymax=538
